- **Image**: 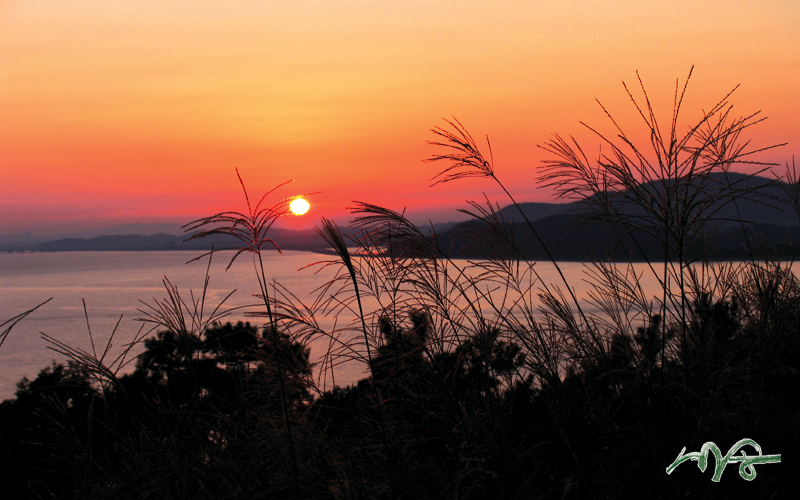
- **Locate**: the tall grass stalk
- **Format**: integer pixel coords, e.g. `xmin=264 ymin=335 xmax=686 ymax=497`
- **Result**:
xmin=183 ymin=169 xmax=316 ymax=493
xmin=313 ymin=216 xmax=401 ymax=497
xmin=426 ymin=118 xmax=600 ymax=352
xmin=538 ymin=67 xmax=784 ymax=365
xmin=1 ymin=298 xmax=52 ymax=349
xmin=44 ymin=300 xmax=150 ymax=396
xmin=5 ymin=72 xmax=797 ymax=499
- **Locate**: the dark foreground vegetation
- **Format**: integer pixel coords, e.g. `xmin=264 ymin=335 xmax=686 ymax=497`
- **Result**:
xmin=1 ymin=70 xmax=799 ymax=498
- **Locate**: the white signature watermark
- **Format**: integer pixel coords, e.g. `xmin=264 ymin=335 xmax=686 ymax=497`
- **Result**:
xmin=666 ymin=438 xmax=781 ymax=482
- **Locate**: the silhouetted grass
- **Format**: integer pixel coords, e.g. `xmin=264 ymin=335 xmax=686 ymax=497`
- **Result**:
xmin=1 ymin=72 xmax=798 ymax=499
xmin=1 ymin=298 xmax=51 ymax=349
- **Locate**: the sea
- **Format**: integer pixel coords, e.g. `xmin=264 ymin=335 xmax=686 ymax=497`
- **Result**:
xmin=0 ymin=250 xmax=341 ymax=401
xmin=1 ymin=250 xmax=671 ymax=401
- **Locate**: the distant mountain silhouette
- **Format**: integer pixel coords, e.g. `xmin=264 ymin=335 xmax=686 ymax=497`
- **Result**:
xmin=28 ymin=229 xmax=330 ymax=253
xmin=438 ymin=173 xmax=800 ymax=261
xmin=34 ymin=233 xmax=183 ymax=252
xmin=91 ymin=222 xmax=184 ymax=237
xmin=439 ymin=214 xmax=800 ymax=261
xmin=492 ymin=201 xmax=586 ymax=223
xmin=6 ymin=173 xmax=798 ymax=260
xmin=491 ymin=173 xmax=795 ymax=227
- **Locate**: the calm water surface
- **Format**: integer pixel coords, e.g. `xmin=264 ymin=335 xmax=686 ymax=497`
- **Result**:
xmin=0 ymin=251 xmax=343 ymax=400
xmin=1 ymin=251 xmax=672 ymax=401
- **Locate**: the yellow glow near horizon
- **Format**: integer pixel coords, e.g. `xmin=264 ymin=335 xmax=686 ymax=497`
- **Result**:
xmin=289 ymin=198 xmax=310 ymax=216
xmin=1 ymin=1 xmax=799 ymax=234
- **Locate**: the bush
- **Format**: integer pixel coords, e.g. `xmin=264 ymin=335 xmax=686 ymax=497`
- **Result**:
xmin=2 ymin=71 xmax=798 ymax=498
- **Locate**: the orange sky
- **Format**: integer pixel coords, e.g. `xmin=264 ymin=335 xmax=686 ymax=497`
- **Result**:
xmin=2 ymin=1 xmax=799 ymax=235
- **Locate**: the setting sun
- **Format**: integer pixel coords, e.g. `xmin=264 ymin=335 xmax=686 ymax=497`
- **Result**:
xmin=289 ymin=198 xmax=310 ymax=216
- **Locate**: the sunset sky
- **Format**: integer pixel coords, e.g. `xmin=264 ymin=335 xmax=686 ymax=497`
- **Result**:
xmin=2 ymin=1 xmax=799 ymax=235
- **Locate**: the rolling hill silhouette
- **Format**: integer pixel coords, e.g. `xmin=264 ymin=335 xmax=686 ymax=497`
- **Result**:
xmin=438 ymin=173 xmax=800 ymax=261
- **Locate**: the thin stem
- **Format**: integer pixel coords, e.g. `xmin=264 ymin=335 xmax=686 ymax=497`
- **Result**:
xmin=494 ymin=178 xmax=600 ymax=351
xmin=256 ymin=251 xmax=300 ymax=493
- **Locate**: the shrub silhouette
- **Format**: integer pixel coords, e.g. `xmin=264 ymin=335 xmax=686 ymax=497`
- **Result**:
xmin=2 ymin=72 xmax=799 ymax=499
